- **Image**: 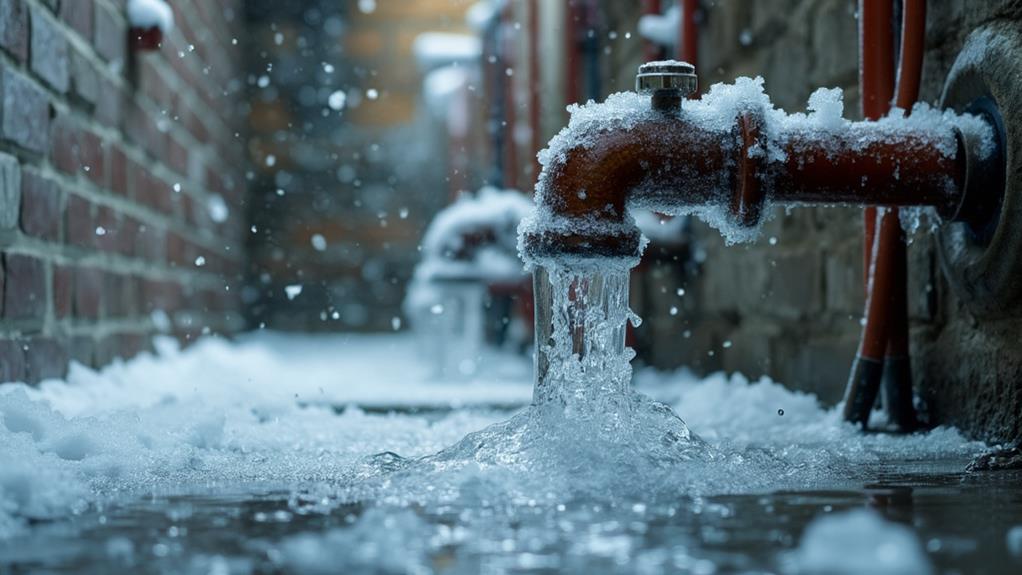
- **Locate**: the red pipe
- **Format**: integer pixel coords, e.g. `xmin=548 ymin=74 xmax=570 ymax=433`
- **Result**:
xmin=881 ymin=0 xmax=926 ymax=430
xmin=564 ymin=0 xmax=581 ymax=105
xmin=641 ymin=0 xmax=662 ymax=62
xmin=529 ymin=0 xmax=541 ymax=181
xmin=859 ymin=0 xmax=896 ymax=278
xmin=679 ymin=0 xmax=699 ymax=71
xmin=845 ymin=0 xmax=926 ymax=429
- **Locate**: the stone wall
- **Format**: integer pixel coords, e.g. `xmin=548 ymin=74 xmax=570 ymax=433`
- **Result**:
xmin=0 ymin=0 xmax=247 ymax=383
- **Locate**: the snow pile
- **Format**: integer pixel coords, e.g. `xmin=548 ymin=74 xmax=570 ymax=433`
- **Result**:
xmin=466 ymin=0 xmax=506 ymax=32
xmin=0 ymin=330 xmax=987 ymax=541
xmin=0 ymin=333 xmax=528 ymax=539
xmin=521 ymin=74 xmax=996 ymax=259
xmin=126 ymin=0 xmax=174 ymax=33
xmin=638 ymin=5 xmax=681 ymax=48
xmin=413 ymin=32 xmax=482 ymax=72
xmin=788 ymin=509 xmax=934 ymax=575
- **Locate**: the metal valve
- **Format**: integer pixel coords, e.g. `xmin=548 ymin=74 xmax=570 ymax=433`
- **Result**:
xmin=636 ymin=61 xmax=698 ymax=112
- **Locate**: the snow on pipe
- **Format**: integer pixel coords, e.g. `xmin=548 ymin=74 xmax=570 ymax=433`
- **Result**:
xmin=518 ymin=61 xmax=987 ymax=263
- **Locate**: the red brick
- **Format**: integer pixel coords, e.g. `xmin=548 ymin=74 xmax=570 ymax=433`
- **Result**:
xmin=59 ymin=0 xmax=92 ymax=39
xmin=109 ymin=147 xmax=128 ymax=196
xmin=1 ymin=68 xmax=50 ymax=153
xmin=50 ymin=115 xmax=82 ymax=176
xmin=136 ymin=222 xmax=165 ymax=262
xmin=93 ymin=4 xmax=125 ymax=65
xmin=69 ymin=336 xmax=94 ymax=367
xmin=66 ymin=194 xmax=94 ymax=248
xmin=24 ymin=337 xmax=68 ymax=382
xmin=0 ymin=339 xmax=25 ymax=383
xmin=30 ymin=7 xmax=70 ymax=93
xmin=20 ymin=171 xmax=62 ymax=241
xmin=53 ymin=264 xmax=71 ymax=318
xmin=73 ymin=266 xmax=103 ymax=319
xmin=2 ymin=253 xmax=46 ymax=320
xmin=95 ymin=77 xmax=122 ymax=128
xmin=0 ymin=0 xmax=28 ymax=63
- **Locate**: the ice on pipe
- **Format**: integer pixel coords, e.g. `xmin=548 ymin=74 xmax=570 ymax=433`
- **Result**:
xmin=787 ymin=509 xmax=934 ymax=575
xmin=522 ymin=73 xmax=996 ymax=259
xmin=126 ymin=0 xmax=174 ymax=33
xmin=638 ymin=5 xmax=681 ymax=48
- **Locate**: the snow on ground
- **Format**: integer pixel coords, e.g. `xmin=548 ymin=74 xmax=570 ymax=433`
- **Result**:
xmin=0 ymin=332 xmax=986 ymax=540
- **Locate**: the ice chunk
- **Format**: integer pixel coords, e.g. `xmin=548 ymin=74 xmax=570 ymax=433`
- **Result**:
xmin=789 ymin=509 xmax=934 ymax=575
xmin=126 ymin=0 xmax=174 ymax=33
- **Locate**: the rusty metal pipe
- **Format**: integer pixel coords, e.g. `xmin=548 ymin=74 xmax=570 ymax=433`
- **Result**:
xmin=522 ymin=64 xmax=966 ymax=261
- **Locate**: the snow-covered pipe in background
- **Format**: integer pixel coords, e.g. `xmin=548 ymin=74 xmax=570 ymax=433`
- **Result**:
xmin=127 ymin=0 xmax=174 ymax=51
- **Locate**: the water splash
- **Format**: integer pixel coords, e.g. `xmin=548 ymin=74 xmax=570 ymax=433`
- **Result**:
xmin=346 ymin=262 xmax=717 ymax=505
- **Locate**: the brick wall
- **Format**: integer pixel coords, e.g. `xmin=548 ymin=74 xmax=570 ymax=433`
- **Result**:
xmin=0 ymin=0 xmax=247 ymax=384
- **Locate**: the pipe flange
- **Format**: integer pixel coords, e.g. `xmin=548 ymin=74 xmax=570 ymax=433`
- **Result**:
xmin=938 ymin=23 xmax=1020 ymax=317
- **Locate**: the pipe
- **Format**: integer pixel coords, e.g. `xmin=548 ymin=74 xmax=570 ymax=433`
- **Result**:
xmin=679 ymin=0 xmax=699 ymax=71
xmin=881 ymin=0 xmax=926 ymax=431
xmin=845 ymin=0 xmax=926 ymax=429
xmin=529 ymin=0 xmax=541 ymax=181
xmin=564 ymin=0 xmax=581 ymax=106
xmin=521 ymin=72 xmax=966 ymax=261
xmin=641 ymin=0 xmax=663 ymax=62
xmin=859 ymin=0 xmax=896 ymax=277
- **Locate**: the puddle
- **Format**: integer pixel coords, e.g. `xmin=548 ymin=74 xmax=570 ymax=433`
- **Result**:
xmin=2 ymin=463 xmax=1020 ymax=574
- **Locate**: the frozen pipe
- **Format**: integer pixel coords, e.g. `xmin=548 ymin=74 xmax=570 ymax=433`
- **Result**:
xmin=520 ymin=62 xmax=971 ymax=261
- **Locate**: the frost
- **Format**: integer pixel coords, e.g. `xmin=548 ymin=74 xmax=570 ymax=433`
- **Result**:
xmin=127 ymin=0 xmax=174 ymax=33
xmin=787 ymin=509 xmax=934 ymax=575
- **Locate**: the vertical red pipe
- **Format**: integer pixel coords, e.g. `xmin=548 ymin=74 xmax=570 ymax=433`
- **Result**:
xmin=642 ymin=0 xmax=662 ymax=62
xmin=529 ymin=0 xmax=541 ymax=182
xmin=860 ymin=0 xmax=896 ymax=278
xmin=881 ymin=0 xmax=927 ymax=430
xmin=564 ymin=0 xmax=581 ymax=105
xmin=844 ymin=0 xmax=895 ymax=426
xmin=679 ymin=0 xmax=699 ymax=70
